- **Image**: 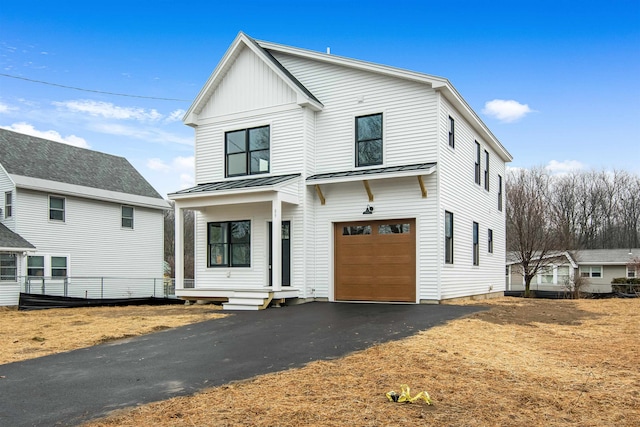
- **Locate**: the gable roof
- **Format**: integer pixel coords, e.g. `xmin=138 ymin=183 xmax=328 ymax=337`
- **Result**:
xmin=507 ymin=249 xmax=639 ymax=267
xmin=0 ymin=128 xmax=163 ymax=200
xmin=0 ymin=223 xmax=35 ymax=252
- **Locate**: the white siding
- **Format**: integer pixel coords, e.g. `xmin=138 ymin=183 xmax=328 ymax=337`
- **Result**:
xmin=0 ymin=167 xmax=16 ymax=231
xmin=273 ymin=53 xmax=439 ymax=174
xmin=437 ymin=95 xmax=506 ymax=299
xmin=16 ymin=189 xmax=164 ymax=278
xmin=198 ymin=46 xmax=296 ymax=119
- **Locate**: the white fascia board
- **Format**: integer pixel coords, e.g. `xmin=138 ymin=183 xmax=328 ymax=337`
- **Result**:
xmin=0 ymin=246 xmax=35 ymax=252
xmin=169 ymin=186 xmax=300 ymax=208
xmin=11 ymin=175 xmax=170 ymax=210
xmin=306 ymin=165 xmax=436 ymax=186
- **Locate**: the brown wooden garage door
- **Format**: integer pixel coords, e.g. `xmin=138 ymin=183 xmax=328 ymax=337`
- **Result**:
xmin=334 ymin=219 xmax=416 ymax=302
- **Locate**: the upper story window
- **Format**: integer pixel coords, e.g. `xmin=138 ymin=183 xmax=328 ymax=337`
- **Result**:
xmin=122 ymin=206 xmax=134 ymax=229
xmin=0 ymin=254 xmax=17 ymax=281
xmin=49 ymin=196 xmax=65 ymax=222
xmin=472 ymin=221 xmax=479 ymax=265
xmin=356 ymin=113 xmax=383 ymax=167
xmin=207 ymin=220 xmax=251 ymax=267
xmin=488 ymin=228 xmax=493 ymax=253
xmin=448 ymin=116 xmax=455 ymax=148
xmin=4 ymin=191 xmax=12 ymax=218
xmin=225 ymin=125 xmax=270 ymax=177
xmin=484 ymin=150 xmax=490 ymax=191
xmin=445 ymin=211 xmax=454 ymax=264
xmin=498 ymin=175 xmax=503 ymax=212
xmin=474 ymin=141 xmax=481 ymax=185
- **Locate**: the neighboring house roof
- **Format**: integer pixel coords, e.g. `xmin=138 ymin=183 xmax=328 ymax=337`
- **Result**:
xmin=170 ymin=173 xmax=301 ymax=196
xmin=507 ymin=249 xmax=639 ymax=267
xmin=0 ymin=223 xmax=36 ymax=252
xmin=307 ymin=162 xmax=437 ymax=184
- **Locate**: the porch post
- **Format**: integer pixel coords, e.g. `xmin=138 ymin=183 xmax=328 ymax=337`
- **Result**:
xmin=175 ymin=203 xmax=184 ymax=291
xmin=271 ymin=192 xmax=282 ymax=292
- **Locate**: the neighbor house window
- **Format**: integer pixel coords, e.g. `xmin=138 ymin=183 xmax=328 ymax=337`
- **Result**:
xmin=356 ymin=113 xmax=383 ymax=167
xmin=445 ymin=211 xmax=454 ymax=264
xmin=488 ymin=229 xmax=493 ymax=253
xmin=122 ymin=206 xmax=134 ymax=229
xmin=448 ymin=116 xmax=455 ymax=148
xmin=225 ymin=126 xmax=270 ymax=177
xmin=557 ymin=266 xmax=571 ymax=285
xmin=207 ymin=220 xmax=251 ymax=267
xmin=627 ymin=266 xmax=636 ymax=279
xmin=498 ymin=175 xmax=503 ymax=212
xmin=472 ymin=222 xmax=479 ymax=266
xmin=540 ymin=266 xmax=554 ymax=284
xmin=580 ymin=266 xmax=602 ymax=278
xmin=484 ymin=150 xmax=490 ymax=191
xmin=51 ymin=257 xmax=67 ymax=277
xmin=27 ymin=256 xmax=45 ymax=277
xmin=0 ymin=254 xmax=17 ymax=281
xmin=49 ymin=196 xmax=65 ymax=221
xmin=4 ymin=191 xmax=12 ymax=218
xmin=474 ymin=141 xmax=481 ymax=185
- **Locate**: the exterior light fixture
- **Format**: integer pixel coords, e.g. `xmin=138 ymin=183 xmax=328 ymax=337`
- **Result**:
xmin=363 ymin=205 xmax=374 ymax=215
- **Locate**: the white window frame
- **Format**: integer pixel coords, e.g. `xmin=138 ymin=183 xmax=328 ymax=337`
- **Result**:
xmin=627 ymin=266 xmax=637 ymax=279
xmin=4 ymin=191 xmax=12 ymax=218
xmin=49 ymin=195 xmax=65 ymax=222
xmin=0 ymin=253 xmax=17 ymax=281
xmin=580 ymin=266 xmax=602 ymax=278
xmin=122 ymin=205 xmax=134 ymax=229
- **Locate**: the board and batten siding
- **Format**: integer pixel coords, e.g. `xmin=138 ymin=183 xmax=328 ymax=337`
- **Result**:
xmin=437 ymin=95 xmax=506 ymax=299
xmin=272 ymin=52 xmax=439 ymax=175
xmin=15 ymin=189 xmax=164 ymax=278
xmin=310 ymin=175 xmax=438 ymax=301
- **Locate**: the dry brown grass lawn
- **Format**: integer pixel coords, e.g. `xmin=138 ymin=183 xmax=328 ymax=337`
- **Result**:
xmin=0 ymin=304 xmax=225 ymax=364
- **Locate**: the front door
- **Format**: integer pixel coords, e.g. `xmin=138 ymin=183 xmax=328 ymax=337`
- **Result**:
xmin=268 ymin=221 xmax=291 ymax=286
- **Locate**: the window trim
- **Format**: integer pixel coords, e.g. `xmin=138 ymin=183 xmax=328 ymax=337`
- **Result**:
xmin=445 ymin=211 xmax=454 ymax=264
xmin=4 ymin=191 xmax=12 ymax=218
xmin=627 ymin=266 xmax=637 ymax=279
xmin=579 ymin=266 xmax=602 ymax=278
xmin=474 ymin=141 xmax=481 ymax=185
xmin=355 ymin=112 xmax=383 ymax=167
xmin=488 ymin=229 xmax=493 ymax=253
xmin=484 ymin=150 xmax=490 ymax=191
xmin=448 ymin=116 xmax=455 ymax=148
xmin=472 ymin=221 xmax=479 ymax=266
xmin=50 ymin=256 xmax=68 ymax=278
xmin=121 ymin=205 xmax=134 ymax=229
xmin=207 ymin=220 xmax=251 ymax=268
xmin=224 ymin=125 xmax=270 ymax=178
xmin=0 ymin=253 xmax=17 ymax=281
xmin=49 ymin=195 xmax=65 ymax=222
xmin=498 ymin=174 xmax=503 ymax=212
xmin=27 ymin=255 xmax=45 ymax=277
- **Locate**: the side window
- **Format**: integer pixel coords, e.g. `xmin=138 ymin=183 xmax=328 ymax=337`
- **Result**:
xmin=122 ymin=206 xmax=134 ymax=229
xmin=484 ymin=150 xmax=490 ymax=191
xmin=225 ymin=126 xmax=270 ymax=177
xmin=4 ymin=191 xmax=12 ymax=218
xmin=473 ymin=222 xmax=479 ymax=265
xmin=474 ymin=141 xmax=481 ymax=185
xmin=0 ymin=254 xmax=17 ymax=281
xmin=488 ymin=229 xmax=493 ymax=253
xmin=51 ymin=257 xmax=68 ymax=277
xmin=49 ymin=196 xmax=65 ymax=221
xmin=498 ymin=175 xmax=503 ymax=211
xmin=445 ymin=211 xmax=454 ymax=264
xmin=355 ymin=113 xmax=383 ymax=167
xmin=448 ymin=116 xmax=455 ymax=148
xmin=27 ymin=256 xmax=45 ymax=277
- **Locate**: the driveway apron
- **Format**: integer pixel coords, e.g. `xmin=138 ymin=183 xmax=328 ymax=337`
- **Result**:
xmin=0 ymin=302 xmax=483 ymax=426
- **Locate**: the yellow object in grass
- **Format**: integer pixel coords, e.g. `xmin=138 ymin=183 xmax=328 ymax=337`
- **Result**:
xmin=386 ymin=384 xmax=432 ymax=404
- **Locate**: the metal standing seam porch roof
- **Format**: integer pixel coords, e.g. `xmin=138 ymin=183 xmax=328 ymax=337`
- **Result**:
xmin=306 ymin=162 xmax=437 ymax=183
xmin=169 ymin=173 xmax=301 ymax=196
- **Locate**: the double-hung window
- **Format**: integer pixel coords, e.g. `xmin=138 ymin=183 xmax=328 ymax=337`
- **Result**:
xmin=356 ymin=113 xmax=383 ymax=167
xmin=448 ymin=116 xmax=455 ymax=148
xmin=208 ymin=220 xmax=251 ymax=267
xmin=0 ymin=254 xmax=17 ymax=281
xmin=488 ymin=229 xmax=493 ymax=253
xmin=474 ymin=141 xmax=481 ymax=185
xmin=225 ymin=126 xmax=270 ymax=177
xmin=580 ymin=266 xmax=602 ymax=278
xmin=122 ymin=206 xmax=134 ymax=229
xmin=472 ymin=222 xmax=479 ymax=265
xmin=627 ymin=266 xmax=636 ymax=279
xmin=445 ymin=211 xmax=454 ymax=264
xmin=27 ymin=256 xmax=45 ymax=277
xmin=51 ymin=257 xmax=68 ymax=277
xmin=498 ymin=175 xmax=503 ymax=212
xmin=49 ymin=196 xmax=65 ymax=221
xmin=4 ymin=191 xmax=12 ymax=218
xmin=484 ymin=150 xmax=490 ymax=191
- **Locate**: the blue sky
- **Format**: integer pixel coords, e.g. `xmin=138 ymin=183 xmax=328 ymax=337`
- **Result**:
xmin=1 ymin=0 xmax=639 ymax=197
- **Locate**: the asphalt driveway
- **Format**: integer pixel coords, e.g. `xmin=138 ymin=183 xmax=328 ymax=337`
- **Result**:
xmin=0 ymin=302 xmax=483 ymax=426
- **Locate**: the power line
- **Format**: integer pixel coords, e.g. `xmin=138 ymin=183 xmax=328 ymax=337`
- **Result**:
xmin=0 ymin=73 xmax=192 ymax=102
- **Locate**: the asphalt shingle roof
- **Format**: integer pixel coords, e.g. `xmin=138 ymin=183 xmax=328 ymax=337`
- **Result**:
xmin=170 ymin=173 xmax=301 ymax=195
xmin=0 ymin=129 xmax=163 ymax=199
xmin=0 ymin=223 xmax=35 ymax=250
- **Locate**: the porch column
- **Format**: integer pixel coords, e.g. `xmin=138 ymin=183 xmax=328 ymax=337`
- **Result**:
xmin=271 ymin=193 xmax=282 ymax=291
xmin=174 ymin=203 xmax=184 ymax=291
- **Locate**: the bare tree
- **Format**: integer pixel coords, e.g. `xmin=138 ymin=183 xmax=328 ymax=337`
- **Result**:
xmin=507 ymin=167 xmax=562 ymax=297
xmin=164 ymin=201 xmax=195 ymax=279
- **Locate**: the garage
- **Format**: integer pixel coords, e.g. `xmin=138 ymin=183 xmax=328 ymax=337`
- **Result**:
xmin=334 ymin=219 xmax=416 ymax=302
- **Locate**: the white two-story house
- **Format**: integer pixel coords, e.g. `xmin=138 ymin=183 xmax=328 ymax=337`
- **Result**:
xmin=0 ymin=129 xmax=170 ymax=305
xmin=169 ymin=32 xmax=512 ymax=309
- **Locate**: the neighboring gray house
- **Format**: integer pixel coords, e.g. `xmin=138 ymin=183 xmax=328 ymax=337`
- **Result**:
xmin=169 ymin=32 xmax=513 ymax=309
xmin=0 ymin=128 xmax=170 ymax=305
xmin=506 ymin=249 xmax=639 ymax=294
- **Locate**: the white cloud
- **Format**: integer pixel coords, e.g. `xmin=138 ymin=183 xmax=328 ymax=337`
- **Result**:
xmin=482 ymin=99 xmax=535 ymax=123
xmin=166 ymin=109 xmax=185 ymax=123
xmin=147 ymin=158 xmax=172 ymax=172
xmin=179 ymin=173 xmax=195 ymax=189
xmin=545 ymin=160 xmax=585 ymax=175
xmin=0 ymin=102 xmax=13 ymax=114
xmin=147 ymin=156 xmax=194 ymax=175
xmin=53 ymin=100 xmax=163 ymax=122
xmin=90 ymin=122 xmax=193 ymax=146
xmin=0 ymin=122 xmax=90 ymax=148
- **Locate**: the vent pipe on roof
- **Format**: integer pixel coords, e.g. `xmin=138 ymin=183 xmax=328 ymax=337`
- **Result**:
xmin=326 ymin=47 xmax=331 ymax=54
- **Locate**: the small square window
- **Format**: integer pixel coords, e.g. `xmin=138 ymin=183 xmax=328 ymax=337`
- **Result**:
xmin=208 ymin=221 xmax=251 ymax=267
xmin=0 ymin=253 xmax=17 ymax=281
xmin=49 ymin=196 xmax=65 ymax=221
xmin=122 ymin=206 xmax=134 ymax=229
xmin=51 ymin=256 xmax=67 ymax=277
xmin=356 ymin=113 xmax=383 ymax=167
xmin=27 ymin=256 xmax=45 ymax=277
